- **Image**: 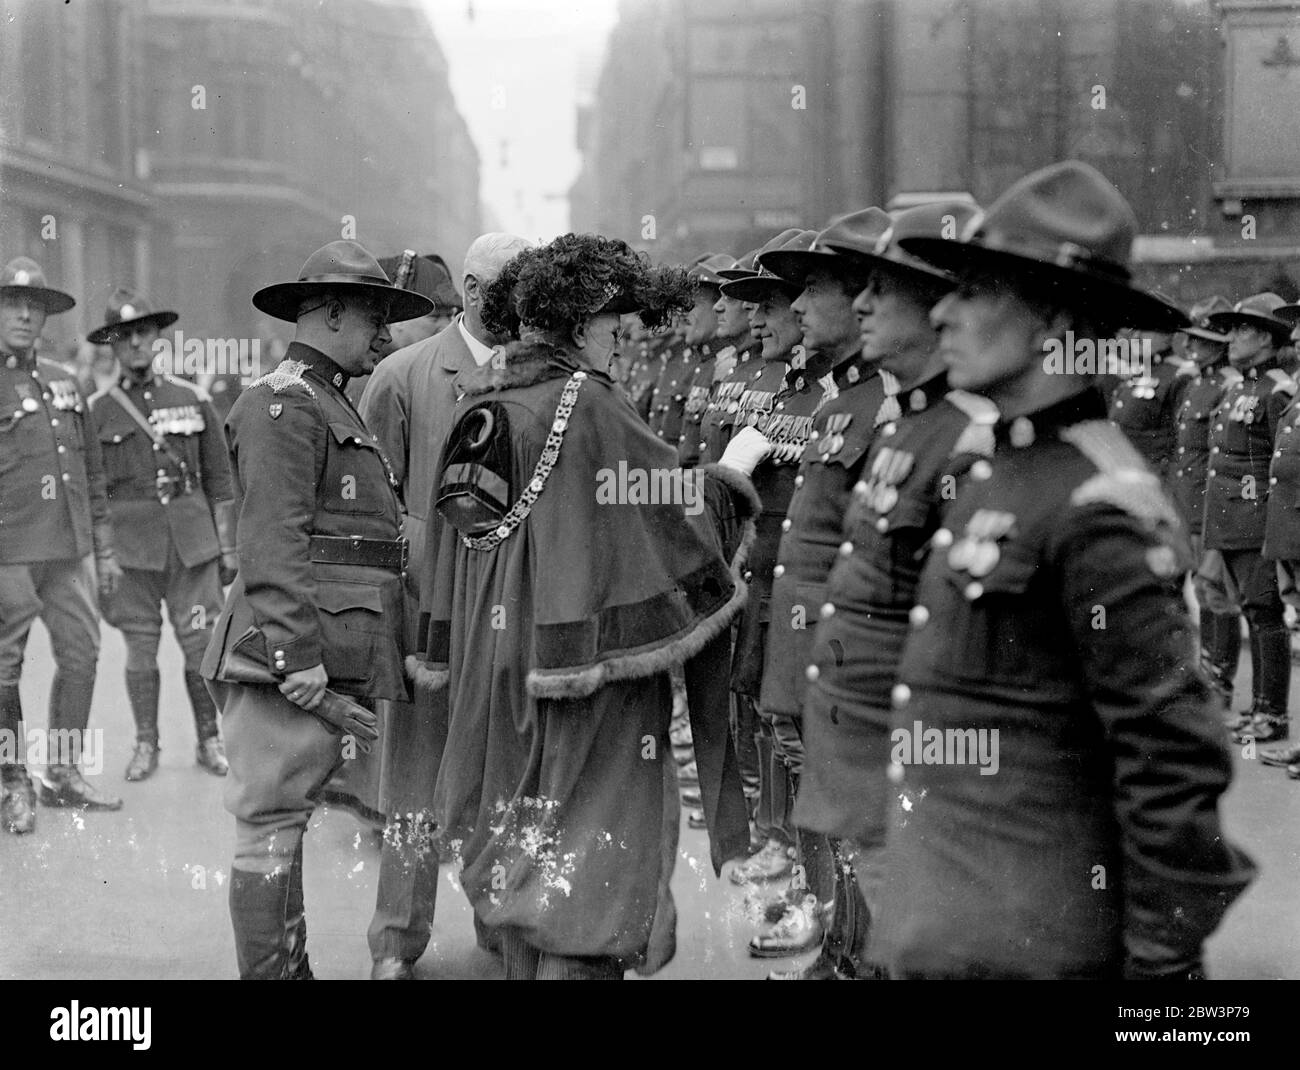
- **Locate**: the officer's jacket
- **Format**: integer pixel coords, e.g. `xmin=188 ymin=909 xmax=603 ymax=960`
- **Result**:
xmin=674 ymin=347 xmax=717 ymax=466
xmin=90 ymin=373 xmax=233 ymax=570
xmin=1169 ymin=362 xmax=1238 ymax=538
xmin=1265 ymin=398 xmax=1300 ymax=561
xmin=696 ymin=335 xmax=761 ymax=465
xmin=624 ymin=335 xmax=666 ymax=423
xmin=873 ymin=389 xmax=1253 ymax=979
xmin=731 ymin=356 xmax=829 ymax=696
xmin=759 ymin=349 xmax=894 ymax=717
xmin=0 ymin=351 xmax=112 ymax=564
xmin=201 ymin=342 xmax=408 ymax=701
xmin=1203 ymin=358 xmax=1297 ymax=551
xmin=1107 ymin=351 xmax=1187 ymax=480
xmin=646 ymin=338 xmax=697 ymax=444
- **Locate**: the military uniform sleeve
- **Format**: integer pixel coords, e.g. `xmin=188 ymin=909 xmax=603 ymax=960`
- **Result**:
xmin=358 ymin=361 xmax=408 ymax=493
xmin=81 ymin=382 xmax=115 ymax=560
xmin=231 ymin=386 xmax=326 ymax=671
xmin=1057 ymin=503 xmax=1255 ymax=970
xmin=198 ymin=395 xmax=234 ymax=504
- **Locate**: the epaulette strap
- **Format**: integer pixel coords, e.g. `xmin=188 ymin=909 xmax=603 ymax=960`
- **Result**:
xmin=1060 ymin=420 xmax=1182 ymax=529
xmin=1265 ymin=368 xmax=1298 ymax=395
xmin=945 ymin=390 xmax=999 ymax=458
xmin=1221 ymin=367 xmax=1243 ymax=385
xmin=247 ymin=359 xmax=316 ymax=398
xmin=1175 ymin=361 xmax=1198 ymax=378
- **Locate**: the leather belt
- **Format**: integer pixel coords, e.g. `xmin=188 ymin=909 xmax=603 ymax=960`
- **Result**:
xmin=309 ymin=535 xmax=408 ymax=572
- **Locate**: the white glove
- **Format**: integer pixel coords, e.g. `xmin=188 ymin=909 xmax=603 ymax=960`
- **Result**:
xmin=717 ymin=426 xmax=774 ymax=478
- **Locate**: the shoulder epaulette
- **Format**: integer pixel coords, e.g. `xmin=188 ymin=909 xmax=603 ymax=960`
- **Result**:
xmin=161 ymin=373 xmax=213 ymax=403
xmin=246 ymin=359 xmax=316 ymax=399
xmin=1060 ymin=419 xmax=1182 ymax=529
xmin=1220 ymin=366 xmax=1243 ymax=385
xmin=1265 ymin=368 xmax=1297 ymax=395
xmin=944 ymin=390 xmax=999 ymax=458
xmin=1175 ymin=360 xmax=1198 ymax=379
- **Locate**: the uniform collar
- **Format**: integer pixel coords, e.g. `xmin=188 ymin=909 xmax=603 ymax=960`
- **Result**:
xmin=830 ymin=347 xmax=873 ymax=390
xmin=1239 ymin=355 xmax=1282 ymax=380
xmin=995 ymin=387 xmax=1106 ymax=448
xmin=1 ymin=347 xmax=35 ymax=370
xmin=287 ymin=340 xmax=350 ymax=392
xmin=901 ymin=369 xmax=948 ymax=415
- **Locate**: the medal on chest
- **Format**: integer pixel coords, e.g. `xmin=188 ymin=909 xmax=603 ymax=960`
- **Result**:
xmin=149 ymin=404 xmax=204 ymax=436
xmin=1128 ymin=374 xmax=1158 ymax=401
xmin=948 ymin=509 xmax=1016 ymax=579
xmin=1229 ymin=393 xmax=1260 ymax=423
xmin=48 ymin=378 xmax=82 ymax=413
xmin=814 ymin=412 xmax=853 ymax=461
xmin=857 ymin=446 xmax=915 ymax=515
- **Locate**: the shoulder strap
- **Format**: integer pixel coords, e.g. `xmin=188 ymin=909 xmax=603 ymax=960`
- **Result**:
xmin=108 ymin=385 xmax=188 ymax=473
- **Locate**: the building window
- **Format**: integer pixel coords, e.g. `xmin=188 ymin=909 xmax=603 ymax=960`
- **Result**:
xmin=87 ymin=0 xmax=125 ymax=170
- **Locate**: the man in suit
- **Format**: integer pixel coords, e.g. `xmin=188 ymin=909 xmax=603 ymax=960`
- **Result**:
xmin=200 ymin=240 xmax=432 ymax=979
xmin=359 ymin=231 xmax=533 ymax=980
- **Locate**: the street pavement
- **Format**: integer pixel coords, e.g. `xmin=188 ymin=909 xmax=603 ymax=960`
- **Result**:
xmin=2 ymin=617 xmax=1297 ymax=980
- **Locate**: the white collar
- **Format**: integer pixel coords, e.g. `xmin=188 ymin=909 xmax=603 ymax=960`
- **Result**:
xmin=458 ymin=315 xmax=496 ymax=367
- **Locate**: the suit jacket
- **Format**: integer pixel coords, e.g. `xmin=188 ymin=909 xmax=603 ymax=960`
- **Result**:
xmin=200 ymin=342 xmax=408 ymax=701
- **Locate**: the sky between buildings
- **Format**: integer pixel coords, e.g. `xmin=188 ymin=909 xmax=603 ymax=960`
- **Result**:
xmin=422 ymin=0 xmax=621 ymax=242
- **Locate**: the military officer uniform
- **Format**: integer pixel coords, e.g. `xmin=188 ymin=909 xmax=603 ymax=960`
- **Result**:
xmin=87 ymin=290 xmax=235 ymax=780
xmin=624 ymin=332 xmax=668 ymax=423
xmin=695 ymin=334 xmax=762 ymax=466
xmin=646 ymin=334 xmax=696 ymax=444
xmin=1200 ymin=294 xmax=1297 ymax=742
xmin=1108 ymin=342 xmax=1189 ymax=482
xmin=0 ymin=258 xmax=122 ymax=833
xmin=201 ymin=241 xmax=428 ymax=978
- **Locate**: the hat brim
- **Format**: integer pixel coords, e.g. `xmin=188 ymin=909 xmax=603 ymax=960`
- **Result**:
xmin=899 ymin=237 xmax=1190 ymax=330
xmin=86 ymin=310 xmax=179 ymax=345
xmin=719 ymin=274 xmax=799 ymax=303
xmin=1181 ymin=325 xmax=1231 ymax=343
xmin=819 ymin=241 xmax=957 ymax=289
xmin=716 ymin=268 xmax=756 ymax=282
xmin=1 ymin=285 xmax=75 ymax=315
xmin=1205 ymin=310 xmax=1292 ymax=343
xmin=757 ymin=249 xmax=870 ymax=290
xmin=252 ymin=280 xmax=435 ymax=323
xmin=1273 ymin=304 xmax=1300 ymax=328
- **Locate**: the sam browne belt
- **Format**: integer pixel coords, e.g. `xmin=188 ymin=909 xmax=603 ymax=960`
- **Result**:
xmin=309 ymin=534 xmax=408 ymax=572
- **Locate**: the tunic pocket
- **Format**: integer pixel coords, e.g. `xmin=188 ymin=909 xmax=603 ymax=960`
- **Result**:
xmin=317 ymin=578 xmax=389 ymax=687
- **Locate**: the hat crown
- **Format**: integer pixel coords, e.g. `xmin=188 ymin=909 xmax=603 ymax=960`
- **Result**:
xmin=809 ymin=208 xmax=892 ymax=256
xmin=754 ymin=229 xmax=818 ymax=274
xmin=1188 ymin=295 xmax=1232 ymax=324
xmin=1236 ymin=292 xmax=1287 ymax=317
xmin=297 ymin=239 xmax=391 ymax=285
xmin=971 ymin=160 xmax=1137 ymax=280
xmin=104 ymin=287 xmax=156 ymax=326
xmin=874 ymin=202 xmax=980 ymax=255
xmin=1 ymin=256 xmax=50 ymax=290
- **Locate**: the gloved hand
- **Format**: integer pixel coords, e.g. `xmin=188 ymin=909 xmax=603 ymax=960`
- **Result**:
xmin=718 ymin=426 xmax=774 ymax=478
xmin=309 ymin=691 xmax=380 ymax=754
xmin=218 ymin=551 xmax=239 ymax=587
xmin=97 ymin=553 xmax=124 ymax=599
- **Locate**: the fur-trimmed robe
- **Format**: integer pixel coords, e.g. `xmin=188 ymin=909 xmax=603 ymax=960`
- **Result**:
xmin=417 ymin=340 xmax=755 ymax=972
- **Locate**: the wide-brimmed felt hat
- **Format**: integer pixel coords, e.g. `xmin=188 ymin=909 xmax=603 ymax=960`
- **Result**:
xmin=1177 ymin=296 xmax=1232 ymax=343
xmin=820 ymin=202 xmax=980 ymax=288
xmin=720 ymin=230 xmax=820 ymax=303
xmin=376 ymin=251 xmax=462 ymax=313
xmin=691 ymin=253 xmax=738 ymax=289
xmin=253 ymin=240 xmax=435 ymax=323
xmin=87 ymin=288 xmax=179 ymax=344
xmin=717 ymin=247 xmax=762 ymax=283
xmin=1208 ymin=293 xmax=1293 ymax=343
xmin=0 ymin=257 xmax=75 ymax=315
xmin=758 ymin=208 xmax=891 ymax=290
xmin=899 ymin=160 xmax=1188 ymax=331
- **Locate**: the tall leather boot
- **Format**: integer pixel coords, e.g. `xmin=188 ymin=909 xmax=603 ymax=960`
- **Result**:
xmin=0 ymin=684 xmax=35 ymax=835
xmin=752 ymin=728 xmax=776 ymax=850
xmin=1237 ymin=611 xmax=1292 ymax=743
xmin=39 ymin=671 xmax=122 ymax=811
xmin=285 ymin=842 xmax=313 ymax=980
xmin=185 ymin=670 xmax=228 ymax=776
xmin=1201 ymin=608 xmax=1240 ymax=712
xmin=124 ymin=670 xmax=160 ymax=782
xmin=229 ymin=866 xmax=294 ymax=979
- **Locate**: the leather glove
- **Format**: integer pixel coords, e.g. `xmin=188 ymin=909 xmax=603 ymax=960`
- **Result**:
xmin=218 ymin=551 xmax=239 ymax=587
xmin=717 ymin=426 xmax=774 ymax=478
xmin=97 ymin=553 xmax=124 ymax=599
xmin=307 ymin=690 xmax=380 ymax=754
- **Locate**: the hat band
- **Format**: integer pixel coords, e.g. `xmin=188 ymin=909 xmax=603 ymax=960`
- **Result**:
xmin=975 ymin=230 xmax=1132 ymax=283
xmin=296 ymin=272 xmax=395 ymax=287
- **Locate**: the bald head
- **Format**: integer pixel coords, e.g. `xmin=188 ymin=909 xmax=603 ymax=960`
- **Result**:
xmin=462 ymin=232 xmax=533 ymax=345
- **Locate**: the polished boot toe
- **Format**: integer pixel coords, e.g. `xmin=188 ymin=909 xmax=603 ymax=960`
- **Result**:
xmin=1260 ymin=743 xmax=1300 ymax=767
xmin=1 ymin=767 xmax=36 ymax=834
xmin=728 ymin=839 xmax=794 ymax=886
xmin=40 ymin=766 xmax=123 ymax=811
xmin=748 ymin=901 xmax=825 ymax=959
xmin=196 ymin=737 xmax=229 ymax=776
xmin=767 ymin=956 xmax=848 ymax=980
xmin=370 ymin=957 xmax=416 ymax=980
xmin=124 ymin=741 xmax=159 ymax=782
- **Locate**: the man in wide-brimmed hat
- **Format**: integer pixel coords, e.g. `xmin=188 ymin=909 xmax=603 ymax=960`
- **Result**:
xmin=356 ymin=231 xmax=532 ymax=980
xmin=88 ymin=288 xmax=235 ymax=784
xmin=1198 ymin=293 xmax=1298 ymax=744
xmin=1168 ymin=297 xmax=1242 ymax=714
xmin=200 ymin=239 xmax=432 ymax=978
xmin=861 ymin=160 xmax=1251 ymax=980
xmin=0 ymin=257 xmax=124 ymax=834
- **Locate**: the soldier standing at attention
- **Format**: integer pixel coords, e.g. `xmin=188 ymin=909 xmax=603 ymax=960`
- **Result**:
xmin=200 ymin=241 xmax=431 ymax=978
xmin=1200 ymin=294 xmax=1297 ymax=744
xmin=870 ymin=161 xmax=1253 ymax=980
xmin=88 ymin=289 xmax=236 ymax=781
xmin=1107 ymin=319 xmax=1189 ymax=482
xmin=0 ymin=258 xmax=123 ymax=833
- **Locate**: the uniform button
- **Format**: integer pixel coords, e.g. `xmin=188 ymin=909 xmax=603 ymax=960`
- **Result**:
xmin=839 ymin=540 xmax=853 ymax=557
xmin=1215 ymin=424 xmax=1224 ymax=431
xmin=853 ymin=480 xmax=869 ymax=496
xmin=773 ymin=564 xmax=785 ymax=578
xmin=805 ymin=664 xmax=820 ymax=682
xmin=891 ymin=683 xmax=911 ymax=709
xmin=909 ymin=604 xmax=929 ymax=628
xmin=932 ymin=527 xmax=954 ymax=549
xmin=970 ymin=460 xmax=993 ymax=481
xmin=743 ymin=570 xmax=753 ymax=581
xmin=809 ymin=430 xmax=820 ymax=440
xmin=1210 ymin=447 xmax=1218 ymax=454
xmin=794 ymin=475 xmax=804 ymax=488
xmin=42 ymin=393 xmax=50 ymax=400
xmin=1208 ymin=469 xmax=1216 ymax=477
xmin=964 ymin=581 xmax=984 ymax=600
xmin=1178 ymin=447 xmax=1185 ymax=454
xmin=113 ymin=435 xmax=122 ymax=443
xmin=1276 ymin=450 xmax=1283 ymax=458
xmin=153 ymin=443 xmax=161 ymax=451
xmin=887 ymin=761 xmax=905 ymax=784
xmin=876 ymin=517 xmax=889 ymax=532
xmin=781 ymin=518 xmax=792 ymax=532
xmin=50 ymin=418 xmax=59 ymax=427
xmin=820 ymin=602 xmax=835 ymax=619
xmin=57 ymin=445 xmax=65 ymax=454
xmin=1115 ymin=400 xmax=1123 ymax=408
xmin=61 ymin=472 xmax=70 ymax=482
xmin=1271 ymin=476 xmax=1278 ymax=485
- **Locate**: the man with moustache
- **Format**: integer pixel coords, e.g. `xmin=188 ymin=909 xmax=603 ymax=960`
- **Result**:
xmin=736 ymin=211 xmax=900 ymax=966
xmin=358 ymin=231 xmax=533 ymax=980
xmin=1167 ymin=298 xmax=1241 ymax=711
xmin=869 ymin=161 xmax=1252 ymax=980
xmin=0 ymin=258 xmax=123 ymax=833
xmin=798 ymin=202 xmax=998 ymax=980
xmin=200 ymin=240 xmax=431 ymax=978
xmin=1199 ymin=293 xmax=1297 ymax=744
xmin=88 ymin=289 xmax=235 ymax=781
